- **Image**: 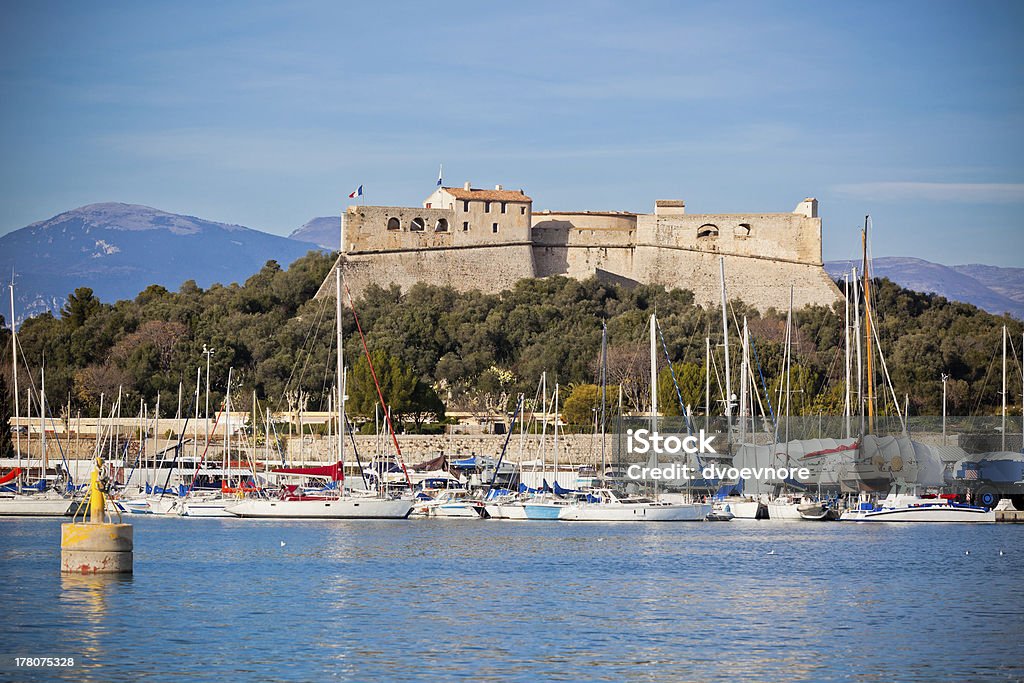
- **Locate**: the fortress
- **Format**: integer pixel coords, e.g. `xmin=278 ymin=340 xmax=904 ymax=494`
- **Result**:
xmin=316 ymin=183 xmax=842 ymax=311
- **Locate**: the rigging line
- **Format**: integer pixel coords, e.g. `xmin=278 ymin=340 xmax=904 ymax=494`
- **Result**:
xmin=485 ymin=395 xmax=524 ymax=495
xmin=274 ymin=290 xmax=330 ymax=416
xmin=343 ymin=281 xmax=412 ymax=487
xmin=748 ymin=329 xmax=778 ymax=432
xmin=343 ymin=414 xmax=370 ymax=491
xmin=868 ymin=306 xmax=905 ymax=432
xmin=710 ymin=340 xmax=724 ymax=411
xmin=655 ymin=317 xmax=693 ymax=435
xmin=970 ymin=345 xmax=1000 ymax=418
xmin=180 ymin=400 xmax=226 ymax=497
xmin=288 ymin=293 xmax=330 ymax=405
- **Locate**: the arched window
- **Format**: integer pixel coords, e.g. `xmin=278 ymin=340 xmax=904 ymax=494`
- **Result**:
xmin=735 ymin=223 xmax=751 ymax=237
xmin=435 ymin=218 xmax=449 ymax=232
xmin=697 ymin=224 xmax=719 ymax=239
xmin=410 ymin=217 xmax=425 ymax=231
xmin=386 ymin=217 xmax=401 ymax=231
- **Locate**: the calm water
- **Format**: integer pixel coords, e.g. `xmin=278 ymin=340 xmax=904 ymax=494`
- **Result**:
xmin=2 ymin=517 xmax=1022 ymax=682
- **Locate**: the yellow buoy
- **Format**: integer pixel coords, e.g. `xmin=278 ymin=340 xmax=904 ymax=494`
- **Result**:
xmin=61 ymin=456 xmax=133 ymax=574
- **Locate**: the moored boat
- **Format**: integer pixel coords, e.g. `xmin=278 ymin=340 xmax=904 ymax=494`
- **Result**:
xmin=840 ymin=492 xmax=996 ymax=523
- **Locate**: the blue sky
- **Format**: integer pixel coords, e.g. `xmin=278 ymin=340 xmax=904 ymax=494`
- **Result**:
xmin=1 ymin=0 xmax=1022 ymax=266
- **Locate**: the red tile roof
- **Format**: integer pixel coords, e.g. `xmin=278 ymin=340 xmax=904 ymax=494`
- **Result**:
xmin=442 ymin=187 xmax=532 ymax=202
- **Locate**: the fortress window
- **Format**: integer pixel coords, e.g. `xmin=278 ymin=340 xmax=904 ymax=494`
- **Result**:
xmin=463 ymin=200 xmax=470 ymax=212
xmin=462 ymin=221 xmax=469 ymax=231
xmin=485 ymin=201 xmax=492 ymax=213
xmin=735 ymin=223 xmax=751 ymax=237
xmin=410 ymin=217 xmax=425 ymax=232
xmin=435 ymin=218 xmax=449 ymax=232
xmin=386 ymin=217 xmax=401 ymax=231
xmin=697 ymin=224 xmax=719 ymax=239
xmin=492 ymin=222 xmax=499 ymax=233
xmin=520 ymin=206 xmax=526 ymax=215
xmin=501 ymin=202 xmax=507 ymax=214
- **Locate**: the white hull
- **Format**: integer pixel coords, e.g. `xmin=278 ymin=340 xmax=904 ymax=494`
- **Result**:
xmin=181 ymin=499 xmax=236 ymax=517
xmin=767 ymin=501 xmax=805 ymax=521
xmin=0 ymin=494 xmax=73 ymax=516
xmin=559 ymin=503 xmax=711 ymax=522
xmin=484 ymin=503 xmax=529 ymax=520
xmin=225 ymin=497 xmax=413 ymax=519
xmin=720 ymin=500 xmax=763 ymax=519
xmin=120 ymin=496 xmax=183 ymax=515
xmin=840 ymin=506 xmax=996 ymax=523
xmin=412 ymin=501 xmax=482 ymax=518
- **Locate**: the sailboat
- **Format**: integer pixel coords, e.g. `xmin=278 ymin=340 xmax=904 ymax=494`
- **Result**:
xmin=559 ymin=316 xmax=710 ymax=522
xmin=523 ymin=381 xmax=574 ymax=520
xmin=0 ymin=283 xmax=74 ymax=516
xmin=224 ymin=259 xmax=412 ymax=520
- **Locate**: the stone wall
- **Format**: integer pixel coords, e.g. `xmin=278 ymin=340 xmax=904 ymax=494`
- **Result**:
xmin=285 ymin=433 xmax=612 ymax=465
xmin=315 ymin=195 xmax=842 ymax=312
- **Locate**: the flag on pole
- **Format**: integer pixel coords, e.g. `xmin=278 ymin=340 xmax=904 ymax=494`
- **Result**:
xmin=348 ymin=185 xmax=363 ymax=199
xmin=436 ymin=164 xmax=443 ymax=187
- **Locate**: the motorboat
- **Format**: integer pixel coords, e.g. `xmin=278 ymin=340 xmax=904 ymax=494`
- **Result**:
xmin=840 ymin=492 xmax=996 ymax=523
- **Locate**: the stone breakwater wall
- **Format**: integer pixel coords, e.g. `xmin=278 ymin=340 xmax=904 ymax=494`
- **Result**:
xmin=286 ymin=433 xmax=611 ymax=465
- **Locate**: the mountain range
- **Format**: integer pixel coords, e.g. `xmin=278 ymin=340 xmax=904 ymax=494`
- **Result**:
xmin=1 ymin=203 xmax=1019 ymax=324
xmin=288 ymin=216 xmax=340 ymax=249
xmin=824 ymin=258 xmax=1024 ymax=321
xmin=0 ymin=203 xmax=322 ymax=324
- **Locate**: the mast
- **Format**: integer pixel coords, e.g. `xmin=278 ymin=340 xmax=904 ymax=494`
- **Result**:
xmin=862 ymin=218 xmax=875 ymax=434
xmin=740 ymin=317 xmax=749 ymax=443
xmin=704 ymin=336 xmax=711 ymax=420
xmin=600 ymin=322 xmax=607 ymax=486
xmin=225 ymin=367 xmax=232 ymax=485
xmin=153 ymin=394 xmax=160 ymax=491
xmin=616 ymin=383 xmax=623 ymax=486
xmin=853 ymin=267 xmax=863 ymax=435
xmin=553 ymin=383 xmax=560 ymax=490
xmin=40 ymin=362 xmax=46 ymax=474
xmin=785 ymin=286 xmax=793 ymax=456
xmin=336 ymin=263 xmax=345 ymax=481
xmin=193 ymin=367 xmax=201 ymax=462
xmin=844 ymin=273 xmax=851 ymax=439
xmin=720 ymin=257 xmax=732 ymax=421
xmin=541 ymin=371 xmax=547 ymax=489
xmin=203 ymin=344 xmax=214 ymax=451
xmin=141 ymin=399 xmax=147 ymax=489
xmin=1002 ymin=325 xmax=1007 ymax=452
xmin=650 ymin=313 xmax=658 ymax=498
xmin=9 ymin=283 xmax=20 ymax=491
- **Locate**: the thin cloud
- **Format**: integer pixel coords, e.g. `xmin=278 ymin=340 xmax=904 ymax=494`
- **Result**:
xmin=833 ymin=182 xmax=1024 ymax=203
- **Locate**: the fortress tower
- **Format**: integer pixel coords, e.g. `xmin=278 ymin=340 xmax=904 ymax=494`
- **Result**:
xmin=316 ymin=184 xmax=842 ymax=311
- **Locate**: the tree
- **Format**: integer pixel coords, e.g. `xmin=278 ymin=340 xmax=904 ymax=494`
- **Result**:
xmin=563 ymin=384 xmax=600 ymax=427
xmin=657 ymin=362 xmax=704 ymax=416
xmin=347 ymin=350 xmax=418 ymax=424
xmin=60 ymin=287 xmax=102 ymax=329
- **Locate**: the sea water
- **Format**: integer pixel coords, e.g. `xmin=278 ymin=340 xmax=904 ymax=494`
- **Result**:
xmin=2 ymin=517 xmax=1022 ymax=682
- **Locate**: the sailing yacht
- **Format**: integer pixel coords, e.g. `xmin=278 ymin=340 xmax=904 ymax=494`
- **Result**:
xmin=559 ymin=488 xmax=709 ymax=521
xmin=224 ymin=266 xmax=412 ymax=520
xmin=1 ymin=285 xmax=75 ymax=517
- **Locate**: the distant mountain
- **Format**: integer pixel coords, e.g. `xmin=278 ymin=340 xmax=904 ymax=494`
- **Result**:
xmin=0 ymin=203 xmax=323 ymax=323
xmin=825 ymin=257 xmax=1024 ymax=320
xmin=289 ymin=216 xmax=340 ymax=250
